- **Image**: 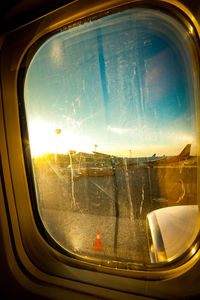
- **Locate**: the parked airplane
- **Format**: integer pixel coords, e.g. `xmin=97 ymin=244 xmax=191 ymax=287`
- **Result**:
xmin=125 ymin=144 xmax=192 ymax=168
xmin=146 ymin=143 xmax=192 ymax=167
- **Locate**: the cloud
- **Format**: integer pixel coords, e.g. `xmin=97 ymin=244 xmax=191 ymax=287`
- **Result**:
xmin=107 ymin=125 xmax=132 ymax=135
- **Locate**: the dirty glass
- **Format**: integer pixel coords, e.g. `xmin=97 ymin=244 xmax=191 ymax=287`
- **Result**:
xmin=24 ymin=8 xmax=199 ymax=265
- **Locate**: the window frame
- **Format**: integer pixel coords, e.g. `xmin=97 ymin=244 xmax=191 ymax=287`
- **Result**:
xmin=1 ymin=0 xmax=200 ymax=298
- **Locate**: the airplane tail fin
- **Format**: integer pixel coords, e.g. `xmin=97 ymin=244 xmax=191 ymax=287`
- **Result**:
xmin=177 ymin=144 xmax=191 ymax=161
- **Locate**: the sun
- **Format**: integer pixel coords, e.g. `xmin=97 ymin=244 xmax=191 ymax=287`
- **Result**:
xmin=28 ymin=120 xmax=56 ymax=157
xmin=28 ymin=119 xmax=93 ymax=157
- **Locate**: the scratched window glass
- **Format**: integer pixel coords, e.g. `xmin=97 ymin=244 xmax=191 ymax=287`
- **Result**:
xmin=24 ymin=8 xmax=199 ymax=265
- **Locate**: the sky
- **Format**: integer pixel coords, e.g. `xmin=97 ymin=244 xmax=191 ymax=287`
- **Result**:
xmin=24 ymin=8 xmax=198 ymax=157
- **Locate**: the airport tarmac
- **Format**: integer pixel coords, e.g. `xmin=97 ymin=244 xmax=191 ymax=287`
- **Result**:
xmin=33 ymin=158 xmax=197 ymax=264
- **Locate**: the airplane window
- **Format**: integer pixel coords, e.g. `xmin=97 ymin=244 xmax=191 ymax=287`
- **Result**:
xmin=23 ymin=7 xmax=199 ymax=266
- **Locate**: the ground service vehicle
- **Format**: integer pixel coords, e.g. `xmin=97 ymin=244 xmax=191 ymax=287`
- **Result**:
xmin=1 ymin=0 xmax=200 ymax=299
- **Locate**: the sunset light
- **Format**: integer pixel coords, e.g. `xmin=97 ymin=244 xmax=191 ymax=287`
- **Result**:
xmin=28 ymin=120 xmax=56 ymax=157
xmin=28 ymin=119 xmax=93 ymax=157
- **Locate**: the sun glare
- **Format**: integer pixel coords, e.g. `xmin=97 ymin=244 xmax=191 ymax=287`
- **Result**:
xmin=28 ymin=119 xmax=93 ymax=157
xmin=28 ymin=120 xmax=55 ymax=157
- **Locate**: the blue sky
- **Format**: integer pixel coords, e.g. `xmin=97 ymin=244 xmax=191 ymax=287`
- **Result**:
xmin=24 ymin=8 xmax=197 ymax=157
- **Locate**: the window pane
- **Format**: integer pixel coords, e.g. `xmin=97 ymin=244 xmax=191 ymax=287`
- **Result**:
xmin=24 ymin=8 xmax=199 ymax=265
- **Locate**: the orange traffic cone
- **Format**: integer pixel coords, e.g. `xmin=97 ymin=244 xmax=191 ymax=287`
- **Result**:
xmin=93 ymin=230 xmax=103 ymax=251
